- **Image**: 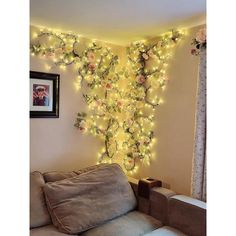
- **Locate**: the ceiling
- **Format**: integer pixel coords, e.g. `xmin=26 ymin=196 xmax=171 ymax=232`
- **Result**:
xmin=30 ymin=0 xmax=206 ymax=45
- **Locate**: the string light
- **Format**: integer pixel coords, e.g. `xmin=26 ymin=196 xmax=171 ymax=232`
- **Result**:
xmin=30 ymin=27 xmax=183 ymax=173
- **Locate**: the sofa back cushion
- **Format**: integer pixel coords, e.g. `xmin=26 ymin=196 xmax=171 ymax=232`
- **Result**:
xmin=73 ymin=163 xmax=107 ymax=175
xmin=30 ymin=171 xmax=51 ymax=228
xmin=43 ymin=163 xmax=137 ymax=234
xmin=43 ymin=164 xmax=107 ymax=183
xmin=43 ymin=171 xmax=77 ymax=183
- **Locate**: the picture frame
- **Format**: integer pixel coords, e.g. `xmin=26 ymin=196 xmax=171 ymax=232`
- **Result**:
xmin=30 ymin=71 xmax=60 ymax=118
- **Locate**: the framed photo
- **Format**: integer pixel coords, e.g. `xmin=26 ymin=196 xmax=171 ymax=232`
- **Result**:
xmin=30 ymin=71 xmax=60 ymax=118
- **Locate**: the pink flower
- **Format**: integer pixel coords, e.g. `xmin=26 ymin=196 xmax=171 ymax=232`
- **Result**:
xmin=96 ymin=100 xmax=102 ymax=106
xmin=87 ymin=51 xmax=95 ymax=62
xmin=196 ymin=28 xmax=206 ymax=44
xmin=136 ymin=75 xmax=146 ymax=84
xmin=191 ymin=48 xmax=197 ymax=55
xmin=79 ymin=120 xmax=86 ymax=131
xmin=117 ymin=101 xmax=122 ymax=107
xmin=105 ymin=83 xmax=112 ymax=90
xmin=88 ymin=63 xmax=96 ymax=71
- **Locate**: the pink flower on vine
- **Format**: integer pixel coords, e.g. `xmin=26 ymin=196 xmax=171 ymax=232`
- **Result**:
xmin=136 ymin=75 xmax=146 ymax=84
xmin=96 ymin=100 xmax=102 ymax=106
xmin=88 ymin=63 xmax=96 ymax=71
xmin=191 ymin=49 xmax=197 ymax=55
xmin=87 ymin=51 xmax=95 ymax=62
xmin=105 ymin=83 xmax=112 ymax=90
xmin=79 ymin=120 xmax=86 ymax=131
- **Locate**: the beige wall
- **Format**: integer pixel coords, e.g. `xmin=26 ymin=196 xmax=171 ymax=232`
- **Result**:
xmin=30 ymin=25 xmax=201 ymax=195
xmin=30 ymin=56 xmax=100 ymax=172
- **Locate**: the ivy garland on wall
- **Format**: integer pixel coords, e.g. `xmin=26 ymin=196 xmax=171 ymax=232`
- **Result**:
xmin=30 ymin=28 xmax=183 ymax=173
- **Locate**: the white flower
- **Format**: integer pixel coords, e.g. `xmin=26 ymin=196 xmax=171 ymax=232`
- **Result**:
xmin=142 ymin=53 xmax=149 ymax=60
xmin=196 ymin=28 xmax=206 ymax=44
xmin=79 ymin=120 xmax=86 ymax=131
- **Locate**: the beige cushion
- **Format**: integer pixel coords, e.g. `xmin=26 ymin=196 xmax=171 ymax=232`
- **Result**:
xmin=143 ymin=226 xmax=187 ymax=236
xmin=168 ymin=195 xmax=206 ymax=236
xmin=30 ymin=225 xmax=71 ymax=236
xmin=81 ymin=211 xmax=162 ymax=236
xmin=30 ymin=172 xmax=51 ymax=228
xmin=43 ymin=164 xmax=137 ymax=234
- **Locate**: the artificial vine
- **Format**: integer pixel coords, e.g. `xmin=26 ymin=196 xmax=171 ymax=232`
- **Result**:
xmin=191 ymin=28 xmax=206 ymax=56
xmin=30 ymin=27 xmax=183 ymax=173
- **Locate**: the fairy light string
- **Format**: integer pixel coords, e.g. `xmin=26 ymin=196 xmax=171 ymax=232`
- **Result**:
xmin=30 ymin=27 xmax=183 ymax=173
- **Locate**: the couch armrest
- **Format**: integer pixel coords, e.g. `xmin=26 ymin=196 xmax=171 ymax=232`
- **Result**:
xmin=128 ymin=178 xmax=176 ymax=218
xmin=168 ymin=195 xmax=206 ymax=236
xmin=149 ymin=187 xmax=176 ymax=224
xmin=128 ymin=177 xmax=152 ymax=214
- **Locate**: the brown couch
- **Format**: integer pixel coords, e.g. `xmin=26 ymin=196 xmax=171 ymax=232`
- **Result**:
xmin=30 ymin=164 xmax=206 ymax=236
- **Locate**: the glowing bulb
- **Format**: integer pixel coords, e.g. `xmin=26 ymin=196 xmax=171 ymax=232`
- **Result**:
xmin=60 ymin=65 xmax=66 ymax=70
xmin=45 ymin=64 xmax=51 ymax=71
xmin=32 ymin=33 xmax=38 ymax=39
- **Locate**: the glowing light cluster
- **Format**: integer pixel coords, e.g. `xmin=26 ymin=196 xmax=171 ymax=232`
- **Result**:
xmin=30 ymin=27 xmax=183 ymax=173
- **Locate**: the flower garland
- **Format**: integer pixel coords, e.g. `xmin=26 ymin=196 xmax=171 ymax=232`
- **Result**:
xmin=123 ymin=30 xmax=182 ymax=171
xmin=30 ymin=27 xmax=182 ymax=173
xmin=191 ymin=28 xmax=206 ymax=56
